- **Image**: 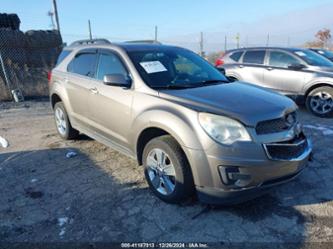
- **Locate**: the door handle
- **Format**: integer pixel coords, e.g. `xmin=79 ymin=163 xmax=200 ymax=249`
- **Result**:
xmin=89 ymin=87 xmax=99 ymax=94
xmin=239 ymin=65 xmax=244 ymax=68
xmin=267 ymin=67 xmax=273 ymax=71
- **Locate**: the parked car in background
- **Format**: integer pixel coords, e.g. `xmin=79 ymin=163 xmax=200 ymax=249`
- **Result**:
xmin=49 ymin=39 xmax=311 ymax=205
xmin=216 ymin=47 xmax=333 ymax=117
xmin=310 ymin=48 xmax=333 ymax=62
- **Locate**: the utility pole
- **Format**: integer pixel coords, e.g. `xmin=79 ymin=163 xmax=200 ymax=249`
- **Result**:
xmin=88 ymin=20 xmax=92 ymax=40
xmin=224 ymin=35 xmax=227 ymax=51
xmin=199 ymin=32 xmax=204 ymax=57
xmin=236 ymin=33 xmax=240 ymax=49
xmin=154 ymin=26 xmax=158 ymax=42
xmin=266 ymin=33 xmax=270 ymax=47
xmin=52 ymin=0 xmax=61 ymax=33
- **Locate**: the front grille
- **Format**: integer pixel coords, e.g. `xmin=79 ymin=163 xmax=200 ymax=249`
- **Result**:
xmin=256 ymin=112 xmax=297 ymax=135
xmin=264 ymin=134 xmax=308 ymax=160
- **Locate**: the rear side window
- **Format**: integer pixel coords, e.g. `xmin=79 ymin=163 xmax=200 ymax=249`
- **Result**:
xmin=229 ymin=51 xmax=243 ymax=62
xmin=56 ymin=50 xmax=71 ymax=66
xmin=67 ymin=53 xmax=97 ymax=77
xmin=243 ymin=50 xmax=265 ymax=64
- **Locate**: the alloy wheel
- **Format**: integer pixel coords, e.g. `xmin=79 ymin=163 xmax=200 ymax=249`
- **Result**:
xmin=55 ymin=107 xmax=67 ymax=136
xmin=310 ymin=91 xmax=333 ymax=115
xmin=146 ymin=148 xmax=176 ymax=196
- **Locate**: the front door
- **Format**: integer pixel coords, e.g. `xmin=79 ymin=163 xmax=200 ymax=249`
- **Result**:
xmin=89 ymin=49 xmax=133 ymax=148
xmin=263 ymin=50 xmax=307 ymax=94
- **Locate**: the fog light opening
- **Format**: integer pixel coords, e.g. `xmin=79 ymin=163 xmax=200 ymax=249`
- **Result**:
xmin=218 ymin=166 xmax=251 ymax=188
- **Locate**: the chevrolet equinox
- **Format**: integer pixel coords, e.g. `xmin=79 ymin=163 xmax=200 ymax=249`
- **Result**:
xmin=49 ymin=39 xmax=312 ymax=204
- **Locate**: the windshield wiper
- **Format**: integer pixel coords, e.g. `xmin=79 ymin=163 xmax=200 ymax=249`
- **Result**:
xmin=198 ymin=79 xmax=230 ymax=85
xmin=153 ymin=79 xmax=229 ymax=90
xmin=154 ymin=84 xmax=201 ymax=90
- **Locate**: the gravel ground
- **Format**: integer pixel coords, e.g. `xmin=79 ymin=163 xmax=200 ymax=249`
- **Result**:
xmin=0 ymin=100 xmax=333 ymax=248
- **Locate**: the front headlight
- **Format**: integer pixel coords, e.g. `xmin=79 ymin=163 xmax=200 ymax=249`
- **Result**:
xmin=199 ymin=113 xmax=251 ymax=145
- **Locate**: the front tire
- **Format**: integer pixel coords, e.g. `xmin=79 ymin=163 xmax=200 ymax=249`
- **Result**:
xmin=143 ymin=135 xmax=194 ymax=204
xmin=54 ymin=102 xmax=79 ymax=140
xmin=306 ymin=86 xmax=333 ymax=118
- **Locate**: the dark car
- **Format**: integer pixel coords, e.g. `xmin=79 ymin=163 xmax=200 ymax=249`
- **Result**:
xmin=216 ymin=47 xmax=333 ymax=117
xmin=310 ymin=48 xmax=333 ymax=62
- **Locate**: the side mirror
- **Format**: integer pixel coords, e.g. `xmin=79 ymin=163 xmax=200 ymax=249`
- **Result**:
xmin=103 ymin=74 xmax=130 ymax=87
xmin=288 ymin=64 xmax=306 ymax=70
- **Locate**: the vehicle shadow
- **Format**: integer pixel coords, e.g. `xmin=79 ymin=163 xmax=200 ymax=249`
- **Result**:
xmin=0 ymin=148 xmax=148 ymax=243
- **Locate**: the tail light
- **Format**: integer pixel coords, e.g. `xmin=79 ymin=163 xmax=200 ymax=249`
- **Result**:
xmin=215 ymin=57 xmax=224 ymax=67
xmin=47 ymin=71 xmax=52 ymax=82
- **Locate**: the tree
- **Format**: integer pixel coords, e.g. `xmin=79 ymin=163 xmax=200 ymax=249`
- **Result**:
xmin=315 ymin=28 xmax=331 ymax=48
xmin=305 ymin=28 xmax=331 ymax=48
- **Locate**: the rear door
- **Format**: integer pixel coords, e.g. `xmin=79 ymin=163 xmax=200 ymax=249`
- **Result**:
xmin=264 ymin=50 xmax=306 ymax=94
xmin=66 ymin=49 xmax=98 ymax=126
xmin=88 ymin=49 xmax=133 ymax=148
xmin=237 ymin=50 xmax=266 ymax=86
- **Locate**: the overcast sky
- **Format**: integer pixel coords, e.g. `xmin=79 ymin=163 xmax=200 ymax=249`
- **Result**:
xmin=2 ymin=0 xmax=333 ymax=52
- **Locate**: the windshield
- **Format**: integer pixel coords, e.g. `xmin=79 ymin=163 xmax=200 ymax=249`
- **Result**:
xmin=127 ymin=47 xmax=228 ymax=89
xmin=314 ymin=49 xmax=333 ymax=59
xmin=293 ymin=50 xmax=333 ymax=67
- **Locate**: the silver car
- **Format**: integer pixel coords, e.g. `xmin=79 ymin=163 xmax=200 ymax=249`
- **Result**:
xmin=216 ymin=47 xmax=333 ymax=117
xmin=49 ymin=39 xmax=312 ymax=205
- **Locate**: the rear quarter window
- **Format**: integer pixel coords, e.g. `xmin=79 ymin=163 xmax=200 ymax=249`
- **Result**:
xmin=243 ymin=50 xmax=266 ymax=64
xmin=56 ymin=50 xmax=72 ymax=66
xmin=67 ymin=53 xmax=97 ymax=78
xmin=229 ymin=51 xmax=243 ymax=62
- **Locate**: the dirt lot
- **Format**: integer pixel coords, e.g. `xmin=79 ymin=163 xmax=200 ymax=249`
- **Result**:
xmin=1 ymin=100 xmax=333 ymax=247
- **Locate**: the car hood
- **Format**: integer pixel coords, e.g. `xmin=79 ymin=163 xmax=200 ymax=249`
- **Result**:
xmin=158 ymin=82 xmax=297 ymax=127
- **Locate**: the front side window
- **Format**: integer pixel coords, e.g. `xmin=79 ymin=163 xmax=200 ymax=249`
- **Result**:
xmin=127 ymin=48 xmax=228 ymax=89
xmin=293 ymin=50 xmax=333 ymax=67
xmin=96 ymin=53 xmax=128 ymax=80
xmin=269 ymin=51 xmax=300 ymax=68
xmin=243 ymin=50 xmax=265 ymax=64
xmin=68 ymin=53 xmax=97 ymax=77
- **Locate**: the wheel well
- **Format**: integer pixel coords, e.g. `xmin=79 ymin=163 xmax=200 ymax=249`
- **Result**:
xmin=305 ymin=83 xmax=333 ymax=98
xmin=136 ymin=127 xmax=169 ymax=165
xmin=51 ymin=94 xmax=62 ymax=109
xmin=227 ymin=76 xmax=239 ymax=82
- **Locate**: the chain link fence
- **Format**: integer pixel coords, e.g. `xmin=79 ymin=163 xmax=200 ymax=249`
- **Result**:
xmin=0 ymin=27 xmax=62 ymax=101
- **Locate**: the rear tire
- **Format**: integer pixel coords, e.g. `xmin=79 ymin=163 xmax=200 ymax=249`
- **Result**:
xmin=306 ymin=86 xmax=333 ymax=118
xmin=54 ymin=102 xmax=79 ymax=140
xmin=143 ymin=135 xmax=194 ymax=204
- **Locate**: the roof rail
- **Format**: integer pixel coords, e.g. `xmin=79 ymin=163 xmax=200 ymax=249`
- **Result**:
xmin=125 ymin=40 xmax=162 ymax=45
xmin=69 ymin=38 xmax=111 ymax=47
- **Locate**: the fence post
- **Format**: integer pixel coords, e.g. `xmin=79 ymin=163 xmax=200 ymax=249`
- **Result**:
xmin=0 ymin=50 xmax=13 ymax=99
